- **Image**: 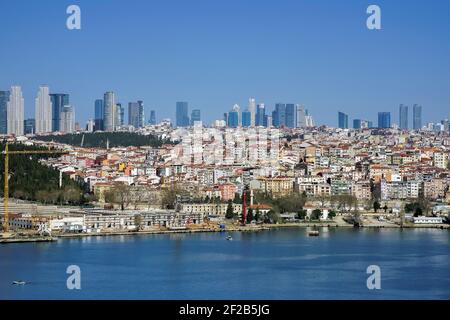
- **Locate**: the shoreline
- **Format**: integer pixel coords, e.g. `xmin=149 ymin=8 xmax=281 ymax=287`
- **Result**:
xmin=2 ymin=222 xmax=449 ymax=243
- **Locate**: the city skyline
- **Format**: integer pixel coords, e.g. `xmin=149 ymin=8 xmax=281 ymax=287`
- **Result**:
xmin=0 ymin=84 xmax=447 ymax=132
xmin=1 ymin=1 xmax=449 ymax=126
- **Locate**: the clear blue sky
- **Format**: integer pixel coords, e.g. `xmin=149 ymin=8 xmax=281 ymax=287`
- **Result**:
xmin=1 ymin=0 xmax=449 ymax=127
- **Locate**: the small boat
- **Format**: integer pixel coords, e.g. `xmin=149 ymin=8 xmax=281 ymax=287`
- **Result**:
xmin=12 ymin=281 xmax=26 ymax=285
xmin=226 ymin=235 xmax=233 ymax=241
xmin=308 ymin=230 xmax=320 ymax=237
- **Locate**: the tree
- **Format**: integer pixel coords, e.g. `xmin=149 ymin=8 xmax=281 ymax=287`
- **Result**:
xmin=225 ymin=200 xmax=235 ymax=219
xmin=316 ymin=195 xmax=329 ymax=208
xmin=134 ymin=214 xmax=143 ymax=231
xmin=297 ymin=209 xmax=307 ymax=220
xmin=246 ymin=208 xmax=254 ymax=224
xmin=104 ymin=184 xmax=132 ymax=210
xmin=254 ymin=209 xmax=261 ymax=222
xmin=414 ymin=207 xmax=423 ymax=217
xmin=62 ymin=186 xmax=81 ymax=204
xmin=265 ymin=210 xmax=281 ymax=224
xmin=311 ymin=209 xmax=322 ymax=220
xmin=328 ymin=210 xmax=337 ymax=220
xmin=161 ymin=188 xmax=177 ymax=209
xmin=418 ymin=196 xmax=431 ymax=216
xmin=373 ymin=201 xmax=381 ymax=213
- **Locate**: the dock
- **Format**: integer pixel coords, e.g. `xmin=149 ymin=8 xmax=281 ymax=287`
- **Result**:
xmin=0 ymin=236 xmax=57 ymax=244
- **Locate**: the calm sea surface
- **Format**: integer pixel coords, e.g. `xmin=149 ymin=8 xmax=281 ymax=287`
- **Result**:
xmin=0 ymin=227 xmax=449 ymax=300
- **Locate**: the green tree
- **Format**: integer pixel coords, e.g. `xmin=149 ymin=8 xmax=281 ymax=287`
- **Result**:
xmin=328 ymin=210 xmax=337 ymax=220
xmin=265 ymin=210 xmax=281 ymax=224
xmin=414 ymin=207 xmax=423 ymax=217
xmin=311 ymin=209 xmax=322 ymax=220
xmin=373 ymin=201 xmax=381 ymax=213
xmin=246 ymin=208 xmax=254 ymax=224
xmin=254 ymin=209 xmax=261 ymax=222
xmin=297 ymin=209 xmax=307 ymax=220
xmin=225 ymin=200 xmax=235 ymax=219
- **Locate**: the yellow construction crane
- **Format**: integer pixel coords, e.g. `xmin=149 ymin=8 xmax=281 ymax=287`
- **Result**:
xmin=2 ymin=143 xmax=68 ymax=233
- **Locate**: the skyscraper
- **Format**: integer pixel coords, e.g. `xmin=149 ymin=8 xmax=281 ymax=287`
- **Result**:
xmin=176 ymin=101 xmax=189 ymax=127
xmin=35 ymin=85 xmax=53 ymax=134
xmin=50 ymin=93 xmax=69 ymax=132
xmin=248 ymin=97 xmax=256 ymax=127
xmin=24 ymin=118 xmax=36 ymax=135
xmin=242 ymin=111 xmax=251 ymax=127
xmin=7 ymin=86 xmax=24 ymax=136
xmin=190 ymin=109 xmax=201 ymax=125
xmin=116 ymin=103 xmax=125 ymax=127
xmin=413 ymin=104 xmax=422 ymax=130
xmin=399 ymin=104 xmax=408 ymax=129
xmin=353 ymin=119 xmax=362 ymax=129
xmin=0 ymin=90 xmax=9 ymax=134
xmin=295 ymin=105 xmax=306 ymax=128
xmin=378 ymin=112 xmax=391 ymax=128
xmin=272 ymin=103 xmax=286 ymax=128
xmin=60 ymin=105 xmax=75 ymax=133
xmin=128 ymin=101 xmax=144 ymax=128
xmin=285 ymin=104 xmax=296 ymax=128
xmin=227 ymin=110 xmax=239 ymax=128
xmin=256 ymin=103 xmax=265 ymax=127
xmin=94 ymin=99 xmax=104 ymax=131
xmin=231 ymin=104 xmax=241 ymax=126
xmin=338 ymin=112 xmax=349 ymax=129
xmin=149 ymin=110 xmax=156 ymax=125
xmin=103 ymin=91 xmax=116 ymax=131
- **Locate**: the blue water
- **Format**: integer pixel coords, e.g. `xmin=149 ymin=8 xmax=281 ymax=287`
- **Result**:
xmin=0 ymin=228 xmax=449 ymax=300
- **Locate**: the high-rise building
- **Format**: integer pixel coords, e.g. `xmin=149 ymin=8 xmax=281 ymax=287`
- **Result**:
xmin=86 ymin=119 xmax=95 ymax=132
xmin=190 ymin=109 xmax=201 ymax=125
xmin=231 ymin=104 xmax=241 ymax=126
xmin=413 ymin=104 xmax=422 ymax=130
xmin=128 ymin=101 xmax=144 ymax=128
xmin=103 ymin=91 xmax=116 ymax=131
xmin=399 ymin=104 xmax=408 ymax=129
xmin=116 ymin=103 xmax=124 ymax=127
xmin=248 ymin=97 xmax=256 ymax=127
xmin=285 ymin=104 xmax=296 ymax=128
xmin=149 ymin=110 xmax=156 ymax=125
xmin=24 ymin=118 xmax=36 ymax=135
xmin=35 ymin=85 xmax=53 ymax=134
xmin=94 ymin=99 xmax=104 ymax=131
xmin=272 ymin=103 xmax=286 ymax=128
xmin=60 ymin=105 xmax=75 ymax=133
xmin=295 ymin=105 xmax=306 ymax=128
xmin=7 ymin=86 xmax=24 ymax=136
xmin=242 ymin=111 xmax=251 ymax=127
xmin=49 ymin=93 xmax=69 ymax=132
xmin=0 ymin=90 xmax=9 ymax=134
xmin=338 ymin=112 xmax=349 ymax=129
xmin=353 ymin=119 xmax=362 ymax=129
xmin=227 ymin=111 xmax=239 ymax=128
xmin=256 ymin=104 xmax=265 ymax=127
xmin=378 ymin=112 xmax=391 ymax=128
xmin=176 ymin=102 xmax=189 ymax=127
